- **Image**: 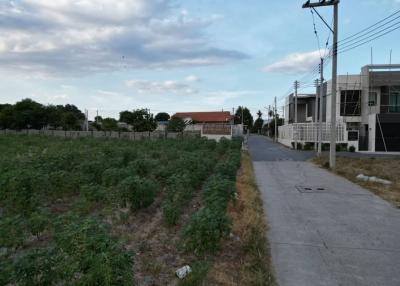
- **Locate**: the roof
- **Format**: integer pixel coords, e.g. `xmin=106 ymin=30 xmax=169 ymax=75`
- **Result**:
xmin=173 ymin=111 xmax=233 ymax=123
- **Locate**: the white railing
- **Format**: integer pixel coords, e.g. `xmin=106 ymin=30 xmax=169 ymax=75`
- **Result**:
xmin=278 ymin=122 xmax=346 ymax=143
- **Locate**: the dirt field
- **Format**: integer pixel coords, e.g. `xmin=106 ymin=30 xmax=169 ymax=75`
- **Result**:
xmin=313 ymin=156 xmax=400 ymax=208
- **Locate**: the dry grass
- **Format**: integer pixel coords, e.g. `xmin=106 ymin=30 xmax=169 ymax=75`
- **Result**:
xmin=313 ymin=156 xmax=400 ymax=207
xmin=206 ymin=152 xmax=276 ymax=286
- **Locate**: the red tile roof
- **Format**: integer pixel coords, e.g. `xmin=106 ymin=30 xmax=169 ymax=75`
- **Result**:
xmin=173 ymin=111 xmax=233 ymax=123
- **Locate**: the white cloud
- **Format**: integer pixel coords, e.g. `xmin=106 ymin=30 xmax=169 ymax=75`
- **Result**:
xmin=201 ymin=90 xmax=257 ymax=105
xmin=0 ymin=0 xmax=247 ymax=75
xmin=185 ymin=75 xmax=200 ymax=82
xmin=125 ymin=79 xmax=197 ymax=94
xmin=262 ymin=50 xmax=323 ymax=74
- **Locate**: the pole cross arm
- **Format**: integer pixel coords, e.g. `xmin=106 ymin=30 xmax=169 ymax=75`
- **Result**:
xmin=302 ymin=0 xmax=339 ymax=8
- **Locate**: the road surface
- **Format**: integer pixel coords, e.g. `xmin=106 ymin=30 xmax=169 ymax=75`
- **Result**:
xmin=248 ymin=135 xmax=400 ymax=286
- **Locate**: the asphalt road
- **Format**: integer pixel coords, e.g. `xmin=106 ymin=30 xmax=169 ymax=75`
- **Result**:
xmin=248 ymin=135 xmax=400 ymax=286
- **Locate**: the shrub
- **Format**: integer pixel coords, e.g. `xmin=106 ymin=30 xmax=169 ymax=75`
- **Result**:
xmin=203 ymin=175 xmax=235 ymax=211
xmin=349 ymin=145 xmax=356 ymax=152
xmin=182 ymin=207 xmax=231 ymax=255
xmin=0 ymin=215 xmax=26 ymax=249
xmin=118 ymin=176 xmax=159 ymax=210
xmin=102 ymin=168 xmax=130 ymax=187
xmin=336 ymin=143 xmax=348 ymax=152
xmin=81 ymin=184 xmax=109 ymax=202
xmin=163 ymin=174 xmax=194 ymax=225
xmin=303 ymin=142 xmax=314 ymax=150
xmin=52 ymin=217 xmax=134 ymax=285
xmin=291 ymin=142 xmax=303 ymax=150
xmin=128 ymin=158 xmax=157 ymax=177
xmin=28 ymin=209 xmax=50 ymax=237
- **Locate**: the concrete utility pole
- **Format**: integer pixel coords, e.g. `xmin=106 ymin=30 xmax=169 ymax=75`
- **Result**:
xmin=294 ymin=80 xmax=299 ymax=150
xmin=274 ymin=96 xmax=278 ymax=142
xmin=318 ymin=58 xmax=324 ymax=156
xmin=314 ymin=79 xmax=320 ymax=151
xmin=302 ymin=0 xmax=339 ymax=169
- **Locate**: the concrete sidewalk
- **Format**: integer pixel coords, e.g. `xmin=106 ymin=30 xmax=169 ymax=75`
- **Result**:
xmin=248 ymin=135 xmax=400 ymax=286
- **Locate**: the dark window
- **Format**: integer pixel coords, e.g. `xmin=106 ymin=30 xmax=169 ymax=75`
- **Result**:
xmin=348 ymin=131 xmax=359 ymax=141
xmin=340 ymin=90 xmax=361 ymax=116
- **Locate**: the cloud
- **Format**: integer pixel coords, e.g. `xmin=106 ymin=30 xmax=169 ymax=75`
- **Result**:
xmin=125 ymin=79 xmax=197 ymax=94
xmin=0 ymin=0 xmax=248 ymax=76
xmin=262 ymin=50 xmax=323 ymax=74
xmin=201 ymin=90 xmax=258 ymax=105
xmin=185 ymin=75 xmax=200 ymax=82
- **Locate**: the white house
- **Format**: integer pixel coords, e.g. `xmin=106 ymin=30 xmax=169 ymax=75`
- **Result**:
xmin=279 ymin=64 xmax=400 ymax=152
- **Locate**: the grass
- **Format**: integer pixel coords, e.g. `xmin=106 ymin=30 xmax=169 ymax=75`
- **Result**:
xmin=206 ymin=151 xmax=276 ymax=286
xmin=313 ymin=155 xmax=400 ymax=207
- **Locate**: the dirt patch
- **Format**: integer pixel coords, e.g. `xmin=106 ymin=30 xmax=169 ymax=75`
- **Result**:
xmin=206 ymin=152 xmax=276 ymax=286
xmin=108 ymin=188 xmax=204 ymax=286
xmin=313 ymin=156 xmax=400 ymax=207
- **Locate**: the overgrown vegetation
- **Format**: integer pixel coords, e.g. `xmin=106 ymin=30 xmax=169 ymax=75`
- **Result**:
xmin=0 ymin=135 xmax=242 ymax=285
xmin=207 ymin=152 xmax=276 ymax=285
xmin=313 ymin=155 xmax=400 ymax=207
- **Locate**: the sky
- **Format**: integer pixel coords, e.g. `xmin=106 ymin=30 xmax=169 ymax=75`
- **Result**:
xmin=1 ymin=0 xmax=400 ymax=119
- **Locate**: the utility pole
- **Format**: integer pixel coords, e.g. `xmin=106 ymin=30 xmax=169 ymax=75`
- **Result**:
xmin=302 ymin=0 xmax=339 ymax=169
xmin=274 ymin=96 xmax=278 ymax=142
xmin=294 ymin=80 xmax=299 ymax=150
xmin=318 ymin=58 xmax=324 ymax=156
xmin=314 ymin=79 xmax=320 ymax=151
xmin=268 ymin=105 xmax=271 ymax=137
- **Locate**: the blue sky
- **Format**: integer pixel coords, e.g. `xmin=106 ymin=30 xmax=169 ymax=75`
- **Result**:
xmin=1 ymin=0 xmax=400 ymax=119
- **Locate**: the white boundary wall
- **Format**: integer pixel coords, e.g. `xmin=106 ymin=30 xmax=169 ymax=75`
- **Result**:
xmin=278 ymin=123 xmax=347 ymax=148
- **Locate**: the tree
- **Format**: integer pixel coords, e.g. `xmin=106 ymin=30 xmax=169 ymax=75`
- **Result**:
xmin=119 ymin=109 xmax=157 ymax=132
xmin=61 ymin=112 xmax=81 ymax=130
xmin=0 ymin=104 xmax=14 ymax=129
xmin=101 ymin=118 xmax=119 ymax=131
xmin=155 ymin=112 xmax=170 ymax=122
xmin=13 ymin=99 xmax=47 ymax=129
xmin=252 ymin=110 xmax=264 ymax=133
xmin=94 ymin=116 xmax=103 ymax=123
xmin=167 ymin=117 xmax=186 ymax=132
xmin=264 ymin=114 xmax=284 ymax=138
xmin=234 ymin=106 xmax=253 ymax=129
xmin=119 ymin=111 xmax=134 ymax=124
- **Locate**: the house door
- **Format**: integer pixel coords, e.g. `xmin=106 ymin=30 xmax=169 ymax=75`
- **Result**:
xmin=358 ymin=124 xmax=368 ymax=151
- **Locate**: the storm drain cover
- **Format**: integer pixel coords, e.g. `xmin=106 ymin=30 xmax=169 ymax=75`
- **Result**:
xmin=296 ymin=186 xmax=327 ymax=193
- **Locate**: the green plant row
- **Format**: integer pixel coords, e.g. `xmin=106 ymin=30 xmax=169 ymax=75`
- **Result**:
xmin=0 ymin=216 xmax=133 ymax=286
xmin=181 ymin=148 xmax=242 ymax=255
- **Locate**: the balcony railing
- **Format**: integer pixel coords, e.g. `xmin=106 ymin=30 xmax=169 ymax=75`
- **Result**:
xmin=380 ymin=105 xmax=400 ymax=113
xmin=278 ymin=122 xmax=346 ymax=143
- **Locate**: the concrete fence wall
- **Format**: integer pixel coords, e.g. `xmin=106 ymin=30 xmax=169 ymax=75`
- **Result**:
xmin=0 ymin=129 xmax=201 ymax=140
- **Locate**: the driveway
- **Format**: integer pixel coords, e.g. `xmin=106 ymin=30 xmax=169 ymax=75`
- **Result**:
xmin=248 ymin=135 xmax=400 ymax=286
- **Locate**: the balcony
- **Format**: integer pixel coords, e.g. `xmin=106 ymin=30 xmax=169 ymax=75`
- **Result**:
xmin=380 ymin=105 xmax=400 ymax=114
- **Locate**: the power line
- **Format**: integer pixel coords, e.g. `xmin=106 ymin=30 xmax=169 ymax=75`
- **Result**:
xmin=338 ymin=20 xmax=400 ymax=51
xmin=338 ymin=8 xmax=400 ymax=44
xmin=338 ymin=24 xmax=400 ymax=55
xmin=310 ymin=8 xmax=323 ymax=59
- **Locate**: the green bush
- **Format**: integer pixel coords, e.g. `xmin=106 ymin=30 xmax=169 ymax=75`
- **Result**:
xmin=28 ymin=209 xmax=50 ymax=237
xmin=163 ymin=174 xmax=194 ymax=225
xmin=53 ymin=217 xmax=133 ymax=285
xmin=118 ymin=176 xmax=159 ymax=210
xmin=102 ymin=168 xmax=130 ymax=187
xmin=349 ymin=145 xmax=356 ymax=152
xmin=0 ymin=215 xmax=26 ymax=249
xmin=182 ymin=207 xmax=231 ymax=255
xmin=303 ymin=142 xmax=314 ymax=150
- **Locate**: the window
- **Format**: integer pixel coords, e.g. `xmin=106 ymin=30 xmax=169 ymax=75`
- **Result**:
xmin=340 ymin=90 xmax=361 ymax=116
xmin=368 ymin=92 xmax=377 ymax=106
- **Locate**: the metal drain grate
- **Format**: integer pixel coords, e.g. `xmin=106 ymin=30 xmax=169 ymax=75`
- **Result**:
xmin=296 ymin=186 xmax=327 ymax=193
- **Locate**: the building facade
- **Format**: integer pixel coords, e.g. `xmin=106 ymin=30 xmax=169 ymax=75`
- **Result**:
xmin=279 ymin=64 xmax=400 ymax=152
